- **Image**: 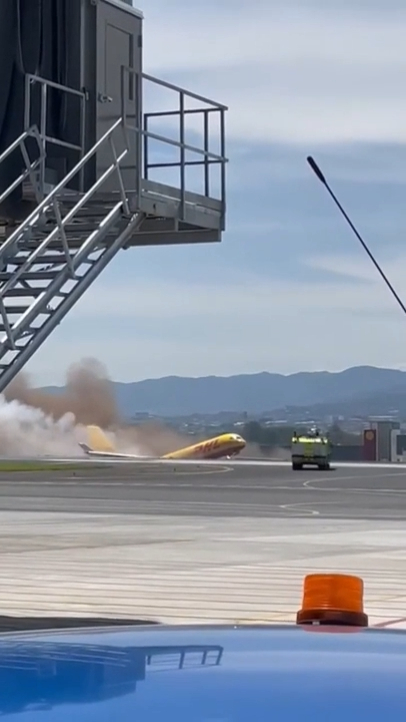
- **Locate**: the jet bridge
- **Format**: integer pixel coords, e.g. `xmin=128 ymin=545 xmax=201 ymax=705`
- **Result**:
xmin=0 ymin=0 xmax=227 ymax=393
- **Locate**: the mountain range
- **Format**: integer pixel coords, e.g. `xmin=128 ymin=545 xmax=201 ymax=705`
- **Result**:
xmin=43 ymin=366 xmax=406 ymax=418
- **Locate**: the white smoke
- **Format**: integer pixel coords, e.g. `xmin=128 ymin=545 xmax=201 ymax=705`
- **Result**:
xmin=0 ymin=395 xmax=151 ymax=459
xmin=0 ymin=395 xmax=86 ymax=458
xmin=0 ymin=357 xmax=193 ymax=459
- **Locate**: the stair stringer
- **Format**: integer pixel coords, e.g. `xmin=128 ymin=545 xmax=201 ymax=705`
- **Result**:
xmin=0 ymin=211 xmax=145 ymax=393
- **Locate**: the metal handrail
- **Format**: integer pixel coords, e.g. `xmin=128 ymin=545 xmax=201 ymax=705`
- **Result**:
xmin=0 ymin=127 xmax=41 ymax=164
xmin=24 ymin=74 xmax=86 ymax=192
xmin=11 ymin=201 xmax=125 ymax=338
xmin=24 ymin=75 xmax=85 ymax=154
xmin=120 ymin=66 xmax=227 ymax=213
xmin=139 ymin=127 xmax=225 ymax=163
xmin=121 ymin=70 xmax=227 ymax=164
xmin=0 ymin=126 xmax=44 ymax=206
xmin=142 ymin=72 xmax=228 ymax=111
xmin=0 ymin=127 xmax=129 ymax=296
xmin=0 ymin=118 xmax=125 ymax=264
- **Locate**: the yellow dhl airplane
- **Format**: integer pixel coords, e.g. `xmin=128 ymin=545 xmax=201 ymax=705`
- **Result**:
xmin=79 ymin=425 xmax=246 ymax=461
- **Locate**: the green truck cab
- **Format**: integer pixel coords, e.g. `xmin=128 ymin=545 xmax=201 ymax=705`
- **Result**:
xmin=291 ymin=428 xmax=332 ymax=471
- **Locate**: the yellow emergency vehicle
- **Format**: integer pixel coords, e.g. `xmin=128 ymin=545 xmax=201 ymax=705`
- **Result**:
xmin=291 ymin=427 xmax=331 ymax=471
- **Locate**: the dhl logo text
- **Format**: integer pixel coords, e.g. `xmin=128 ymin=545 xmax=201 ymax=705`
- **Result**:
xmin=194 ymin=439 xmax=221 ymax=455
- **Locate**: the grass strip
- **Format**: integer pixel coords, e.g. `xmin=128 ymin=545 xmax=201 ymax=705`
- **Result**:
xmin=0 ymin=461 xmax=104 ymax=472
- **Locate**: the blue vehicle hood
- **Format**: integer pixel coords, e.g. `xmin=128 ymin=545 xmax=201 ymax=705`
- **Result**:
xmin=1 ymin=623 xmax=406 ymax=720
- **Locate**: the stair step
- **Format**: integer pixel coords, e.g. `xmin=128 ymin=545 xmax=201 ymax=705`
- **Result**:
xmin=5 ymin=254 xmax=76 ymax=266
xmin=0 ymin=325 xmax=27 ymax=333
xmin=20 ymin=238 xmax=118 ymax=251
xmin=0 ymin=326 xmax=36 ymax=333
xmin=22 ymin=231 xmax=119 ymax=244
xmin=72 ymin=207 xmax=121 ymax=216
xmin=59 ymin=202 xmax=122 ymax=213
xmin=3 ymin=306 xmax=31 ymax=315
xmin=32 ymin=214 xmax=115 ymax=226
xmin=2 ymin=285 xmax=52 ymax=295
xmin=59 ymin=192 xmax=123 ymax=204
xmin=0 ymin=113 xmax=143 ymax=393
xmin=0 ymin=269 xmax=60 ymax=282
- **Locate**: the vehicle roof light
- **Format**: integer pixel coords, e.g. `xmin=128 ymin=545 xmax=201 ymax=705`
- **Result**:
xmin=296 ymin=573 xmax=368 ymax=627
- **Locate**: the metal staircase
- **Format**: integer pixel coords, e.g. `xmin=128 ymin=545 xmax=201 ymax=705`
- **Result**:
xmin=0 ymin=71 xmax=227 ymax=394
xmin=0 ymin=117 xmax=144 ymax=392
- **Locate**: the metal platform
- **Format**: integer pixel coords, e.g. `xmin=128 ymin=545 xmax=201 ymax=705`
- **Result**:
xmin=0 ymin=70 xmax=228 ymax=393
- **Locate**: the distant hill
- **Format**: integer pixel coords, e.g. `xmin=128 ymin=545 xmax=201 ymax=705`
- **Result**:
xmin=41 ymin=366 xmax=406 ymax=417
xmin=272 ymin=384 xmax=406 ymax=421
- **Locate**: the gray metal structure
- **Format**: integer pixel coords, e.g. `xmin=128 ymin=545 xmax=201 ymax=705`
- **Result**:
xmin=0 ymin=0 xmax=227 ymax=393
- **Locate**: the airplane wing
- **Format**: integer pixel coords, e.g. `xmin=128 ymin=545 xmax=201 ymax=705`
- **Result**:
xmin=79 ymin=441 xmax=139 ymax=460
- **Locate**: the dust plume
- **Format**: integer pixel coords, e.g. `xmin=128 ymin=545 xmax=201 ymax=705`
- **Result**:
xmin=0 ymin=396 xmax=84 ymax=457
xmin=0 ymin=358 xmax=207 ymax=459
xmin=258 ymin=444 xmax=290 ymax=460
xmin=115 ymin=422 xmax=193 ymax=457
xmin=4 ymin=358 xmax=118 ymax=428
xmin=0 ymin=358 xmax=117 ymax=458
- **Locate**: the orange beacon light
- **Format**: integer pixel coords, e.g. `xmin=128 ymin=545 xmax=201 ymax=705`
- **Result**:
xmin=296 ymin=573 xmax=368 ymax=627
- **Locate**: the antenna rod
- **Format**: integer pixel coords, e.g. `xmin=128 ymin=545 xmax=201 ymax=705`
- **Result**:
xmin=307 ymin=155 xmax=406 ymax=316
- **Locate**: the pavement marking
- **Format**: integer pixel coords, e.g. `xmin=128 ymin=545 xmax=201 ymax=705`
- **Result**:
xmin=0 ymin=513 xmax=406 ymax=626
xmin=4 ymin=498 xmax=324 ymax=516
xmin=1 ymin=463 xmax=406 ymax=628
xmin=373 ymin=616 xmax=406 ymax=629
xmin=279 ymin=502 xmax=321 ymax=517
xmin=0 ymin=481 xmax=339 ymax=490
xmin=304 ymin=486 xmax=406 ymax=496
xmin=303 ymin=470 xmax=406 ymax=491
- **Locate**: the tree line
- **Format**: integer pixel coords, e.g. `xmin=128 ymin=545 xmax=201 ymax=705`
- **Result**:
xmin=240 ymin=421 xmax=362 ymax=448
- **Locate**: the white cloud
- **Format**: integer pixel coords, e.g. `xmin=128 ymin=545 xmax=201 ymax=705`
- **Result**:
xmin=305 ymin=252 xmax=406 ymax=290
xmin=21 ymin=1 xmax=406 ymax=385
xmin=141 ymin=1 xmax=406 ymax=144
xmin=304 ymin=253 xmax=389 ymax=283
xmin=58 ymin=270 xmax=403 ymax=318
xmin=143 ymin=3 xmax=406 ymax=72
xmin=26 ymin=253 xmax=406 ymax=384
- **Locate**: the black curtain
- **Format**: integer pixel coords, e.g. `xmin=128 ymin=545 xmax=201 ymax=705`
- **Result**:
xmin=0 ymin=0 xmax=74 ymax=215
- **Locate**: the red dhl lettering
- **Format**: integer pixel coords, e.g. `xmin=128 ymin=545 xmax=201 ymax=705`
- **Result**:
xmin=192 ymin=440 xmax=221 ymax=456
xmin=197 ymin=439 xmax=221 ymax=455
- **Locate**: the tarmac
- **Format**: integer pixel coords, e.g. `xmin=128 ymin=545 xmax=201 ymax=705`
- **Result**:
xmin=1 ymin=460 xmax=406 ymax=628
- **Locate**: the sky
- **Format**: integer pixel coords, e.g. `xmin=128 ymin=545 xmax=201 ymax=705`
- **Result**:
xmin=26 ymin=0 xmax=406 ymax=384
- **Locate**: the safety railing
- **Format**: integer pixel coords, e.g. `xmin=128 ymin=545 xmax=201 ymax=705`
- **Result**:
xmin=0 ymin=117 xmax=130 ymax=292
xmin=121 ymin=67 xmax=228 ymax=225
xmin=0 ymin=126 xmax=44 ymax=206
xmin=24 ymin=74 xmax=86 ymax=194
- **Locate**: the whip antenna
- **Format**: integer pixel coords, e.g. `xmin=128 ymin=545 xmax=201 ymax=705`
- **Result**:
xmin=307 ymin=155 xmax=406 ymax=316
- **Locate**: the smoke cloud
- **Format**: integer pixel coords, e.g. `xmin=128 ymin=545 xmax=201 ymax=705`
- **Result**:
xmin=0 ymin=358 xmax=116 ymax=458
xmin=4 ymin=358 xmax=118 ymax=428
xmin=0 ymin=358 xmax=191 ymax=458
xmin=0 ymin=398 xmax=83 ymax=457
xmin=114 ymin=422 xmax=192 ymax=457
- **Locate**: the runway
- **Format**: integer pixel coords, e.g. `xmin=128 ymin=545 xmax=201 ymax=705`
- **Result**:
xmin=1 ymin=460 xmax=406 ymax=628
xmin=0 ymin=460 xmax=406 ymax=520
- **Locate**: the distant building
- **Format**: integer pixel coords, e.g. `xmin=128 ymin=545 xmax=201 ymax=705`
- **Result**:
xmin=365 ymin=419 xmax=401 ymax=462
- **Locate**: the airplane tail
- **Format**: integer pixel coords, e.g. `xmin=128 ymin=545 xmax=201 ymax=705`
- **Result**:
xmin=84 ymin=425 xmax=117 ymax=453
